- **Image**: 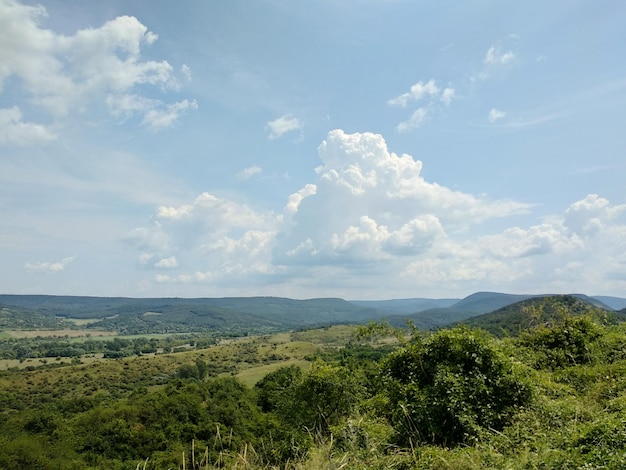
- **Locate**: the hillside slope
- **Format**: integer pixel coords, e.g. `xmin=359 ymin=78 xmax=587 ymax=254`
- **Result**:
xmin=458 ymin=294 xmax=623 ymax=337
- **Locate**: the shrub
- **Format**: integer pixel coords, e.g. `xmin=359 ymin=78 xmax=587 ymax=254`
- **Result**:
xmin=519 ymin=315 xmax=603 ymax=369
xmin=383 ymin=327 xmax=533 ymax=446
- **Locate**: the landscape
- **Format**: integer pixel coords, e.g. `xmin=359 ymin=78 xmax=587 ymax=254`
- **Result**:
xmin=2 ymin=1 xmax=625 ymax=469
xmin=2 ymin=291 xmax=626 ymax=469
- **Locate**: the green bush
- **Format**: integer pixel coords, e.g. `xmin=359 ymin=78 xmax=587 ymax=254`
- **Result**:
xmin=518 ymin=314 xmax=603 ymax=369
xmin=383 ymin=327 xmax=533 ymax=446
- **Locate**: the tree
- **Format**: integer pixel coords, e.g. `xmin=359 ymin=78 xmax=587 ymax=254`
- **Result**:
xmin=254 ymin=365 xmax=302 ymax=412
xmin=278 ymin=361 xmax=362 ymax=434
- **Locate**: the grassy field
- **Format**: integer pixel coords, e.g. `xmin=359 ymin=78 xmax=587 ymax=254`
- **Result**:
xmin=234 ymin=359 xmax=312 ymax=387
xmin=4 ymin=328 xmax=117 ymax=339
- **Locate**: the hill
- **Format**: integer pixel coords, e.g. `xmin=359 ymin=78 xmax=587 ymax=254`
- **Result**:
xmin=458 ymin=294 xmax=624 ymax=337
xmin=593 ymin=295 xmax=626 ymax=311
xmin=348 ymin=297 xmax=459 ymax=314
xmin=385 ymin=292 xmax=540 ymax=329
xmin=0 ymin=295 xmax=383 ymax=335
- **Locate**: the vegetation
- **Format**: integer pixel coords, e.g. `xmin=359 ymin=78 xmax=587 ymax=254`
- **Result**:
xmin=1 ymin=295 xmax=626 ymax=468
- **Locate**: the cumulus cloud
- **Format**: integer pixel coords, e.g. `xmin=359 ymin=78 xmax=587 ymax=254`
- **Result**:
xmin=563 ymin=194 xmax=626 ymax=237
xmin=266 ymin=114 xmax=302 ymax=140
xmin=25 ymin=256 xmax=75 ymax=273
xmin=0 ymin=106 xmax=56 ymax=145
xmin=488 ymin=108 xmax=506 ymax=123
xmin=388 ymin=80 xmax=455 ymax=132
xmin=237 ymin=166 xmax=263 ymax=181
xmin=0 ymin=0 xmax=195 ymax=135
xmin=127 ymin=130 xmax=626 ymax=297
xmin=127 ymin=192 xmax=279 ymax=285
xmin=277 ymin=130 xmax=530 ymax=266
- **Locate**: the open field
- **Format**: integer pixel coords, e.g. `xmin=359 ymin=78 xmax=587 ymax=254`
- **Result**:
xmin=234 ymin=359 xmax=312 ymax=387
xmin=62 ymin=317 xmax=108 ymax=326
xmin=4 ymin=328 xmax=117 ymax=339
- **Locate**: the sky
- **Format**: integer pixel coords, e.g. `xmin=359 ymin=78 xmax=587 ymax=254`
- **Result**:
xmin=1 ymin=0 xmax=625 ymax=300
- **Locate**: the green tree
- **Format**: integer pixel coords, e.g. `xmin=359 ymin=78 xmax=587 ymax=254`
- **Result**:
xmin=254 ymin=364 xmax=302 ymax=412
xmin=278 ymin=361 xmax=362 ymax=434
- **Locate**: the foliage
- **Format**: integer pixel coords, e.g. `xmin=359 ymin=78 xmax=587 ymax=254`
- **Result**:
xmin=518 ymin=313 xmax=603 ymax=369
xmin=2 ymin=305 xmax=626 ymax=469
xmin=383 ymin=327 xmax=533 ymax=446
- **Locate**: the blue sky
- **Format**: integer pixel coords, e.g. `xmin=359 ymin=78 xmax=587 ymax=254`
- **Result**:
xmin=1 ymin=0 xmax=625 ymax=300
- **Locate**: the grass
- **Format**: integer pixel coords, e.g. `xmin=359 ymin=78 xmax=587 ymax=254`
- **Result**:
xmin=4 ymin=328 xmax=117 ymax=339
xmin=234 ymin=359 xmax=312 ymax=387
xmin=290 ymin=324 xmax=359 ymax=346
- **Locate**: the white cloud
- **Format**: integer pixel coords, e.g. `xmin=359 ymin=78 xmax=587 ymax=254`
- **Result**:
xmin=388 ymin=80 xmax=455 ymax=132
xmin=128 ymin=191 xmax=279 ymax=286
xmin=141 ymin=99 xmax=198 ymax=130
xmin=488 ymin=108 xmax=506 ymax=123
xmin=266 ymin=114 xmax=302 ymax=140
xmin=236 ymin=166 xmax=263 ymax=181
xmin=396 ymin=107 xmax=429 ymax=132
xmin=25 ymin=256 xmax=75 ymax=274
xmin=474 ymin=41 xmax=518 ymax=81
xmin=0 ymin=0 xmax=195 ymax=134
xmin=180 ymin=64 xmax=192 ymax=81
xmin=0 ymin=106 xmax=56 ymax=145
xmin=277 ymin=129 xmax=531 ymax=268
xmin=441 ymin=87 xmax=455 ymax=105
xmin=563 ymin=194 xmax=626 ymax=237
xmin=127 ymin=130 xmax=626 ymax=297
xmin=284 ymin=184 xmax=317 ymax=218
xmin=154 ymin=256 xmax=178 ymax=269
xmin=484 ymin=45 xmax=515 ymax=65
xmin=387 ymin=79 xmax=440 ymax=107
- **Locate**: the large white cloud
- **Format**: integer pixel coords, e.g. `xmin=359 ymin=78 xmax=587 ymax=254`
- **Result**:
xmin=126 ymin=192 xmax=280 ymax=285
xmin=0 ymin=0 xmax=195 ymax=139
xmin=275 ymin=130 xmax=529 ymax=270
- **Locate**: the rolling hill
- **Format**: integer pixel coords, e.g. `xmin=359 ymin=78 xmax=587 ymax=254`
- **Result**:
xmin=1 ymin=293 xmax=624 ymax=336
xmin=457 ymin=294 xmax=626 ymax=337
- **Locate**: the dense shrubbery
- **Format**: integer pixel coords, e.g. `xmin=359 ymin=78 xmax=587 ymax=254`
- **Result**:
xmin=383 ymin=327 xmax=533 ymax=446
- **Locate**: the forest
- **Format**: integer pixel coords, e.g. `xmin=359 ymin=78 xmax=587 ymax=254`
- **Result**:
xmin=1 ymin=295 xmax=626 ymax=468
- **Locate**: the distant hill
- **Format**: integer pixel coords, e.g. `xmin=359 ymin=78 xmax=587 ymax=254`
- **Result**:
xmin=458 ymin=295 xmax=625 ymax=337
xmin=0 ymin=295 xmax=383 ymax=335
xmin=1 ymin=293 xmax=624 ymax=336
xmin=0 ymin=304 xmax=68 ymax=330
xmin=385 ymin=292 xmax=541 ymax=329
xmin=592 ymin=296 xmax=626 ymax=311
xmin=348 ymin=298 xmax=459 ymax=315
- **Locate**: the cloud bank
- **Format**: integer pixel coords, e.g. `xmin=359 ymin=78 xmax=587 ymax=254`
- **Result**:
xmin=122 ymin=130 xmax=626 ymax=297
